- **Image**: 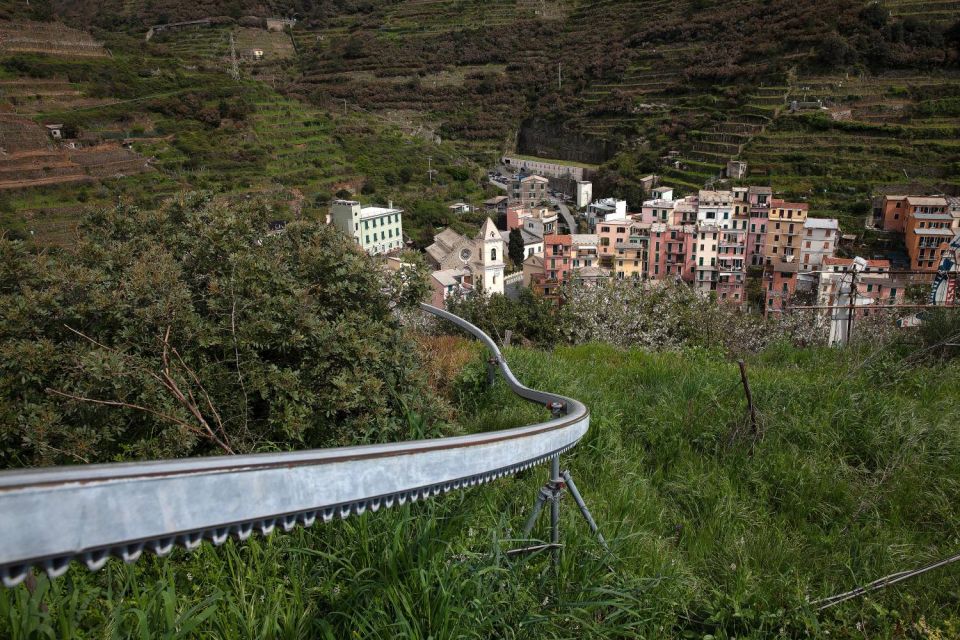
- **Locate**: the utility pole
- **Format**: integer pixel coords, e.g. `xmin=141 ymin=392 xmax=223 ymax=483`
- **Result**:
xmin=845 ymin=267 xmax=860 ymax=346
xmin=427 ymin=156 xmax=437 ymax=185
xmin=558 ymin=62 xmax=562 ymax=90
xmin=229 ymin=31 xmax=239 ymax=81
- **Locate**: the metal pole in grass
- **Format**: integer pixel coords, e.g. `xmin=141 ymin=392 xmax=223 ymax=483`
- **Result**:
xmin=512 ymin=401 xmax=608 ymax=562
xmin=550 ymin=454 xmax=561 ymax=564
xmin=561 ymin=469 xmax=608 ymax=553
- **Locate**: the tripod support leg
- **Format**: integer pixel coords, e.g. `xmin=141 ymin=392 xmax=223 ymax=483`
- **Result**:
xmin=561 ymin=469 xmax=609 ymax=553
xmin=522 ymin=485 xmax=550 ymax=537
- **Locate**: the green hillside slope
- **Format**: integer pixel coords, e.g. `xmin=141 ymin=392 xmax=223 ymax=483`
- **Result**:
xmin=0 ymin=28 xmax=493 ymax=247
xmin=1 ymin=0 xmax=958 ymax=239
xmin=4 ymin=339 xmax=960 ymax=637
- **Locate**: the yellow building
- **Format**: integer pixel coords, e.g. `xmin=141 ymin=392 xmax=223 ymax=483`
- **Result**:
xmin=762 ymin=199 xmax=809 ymax=265
xmin=614 ymin=238 xmax=648 ymax=280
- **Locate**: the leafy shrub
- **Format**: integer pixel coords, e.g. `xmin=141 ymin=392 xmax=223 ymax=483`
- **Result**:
xmin=0 ymin=194 xmax=436 ymax=467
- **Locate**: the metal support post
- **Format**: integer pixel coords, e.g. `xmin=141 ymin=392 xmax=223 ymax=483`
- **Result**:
xmin=561 ymin=469 xmax=608 ymax=552
xmin=550 ymin=455 xmax=560 ymax=558
xmin=512 ymin=462 xmax=610 ymax=559
xmin=487 ymin=356 xmax=498 ymax=388
xmin=522 ymin=485 xmax=551 ymax=536
xmin=510 ymin=402 xmax=608 ymax=561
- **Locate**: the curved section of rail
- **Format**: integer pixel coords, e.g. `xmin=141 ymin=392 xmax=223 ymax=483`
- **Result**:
xmin=0 ymin=303 xmax=589 ymax=588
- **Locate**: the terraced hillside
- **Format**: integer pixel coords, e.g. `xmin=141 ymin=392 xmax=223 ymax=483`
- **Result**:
xmin=1 ymin=0 xmax=958 ymax=240
xmin=290 ymin=11 xmax=569 ymax=162
xmin=885 ymin=0 xmax=960 ymax=23
xmin=0 ymin=20 xmax=107 ymax=57
xmin=739 ymin=71 xmax=960 ymax=229
xmin=0 ymin=16 xmax=497 ymax=247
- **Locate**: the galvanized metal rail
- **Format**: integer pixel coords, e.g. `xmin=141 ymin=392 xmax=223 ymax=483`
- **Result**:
xmin=0 ymin=303 xmax=589 ymax=588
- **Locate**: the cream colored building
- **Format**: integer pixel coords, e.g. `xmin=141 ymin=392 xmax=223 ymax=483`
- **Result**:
xmin=330 ymin=199 xmax=404 ymax=255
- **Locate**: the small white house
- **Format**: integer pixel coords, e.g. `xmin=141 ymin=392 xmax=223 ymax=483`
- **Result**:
xmin=448 ymin=202 xmax=471 ymax=215
xmin=575 ymin=180 xmax=592 ymax=209
xmin=727 ymin=160 xmax=748 ymax=180
xmin=45 ymin=124 xmax=64 ymax=140
xmin=586 ymin=198 xmax=627 ymax=230
xmin=650 ymin=186 xmax=673 ymax=202
xmin=252 ymin=49 xmax=264 ymax=61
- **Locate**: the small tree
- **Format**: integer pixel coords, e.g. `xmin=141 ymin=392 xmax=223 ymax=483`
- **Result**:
xmin=508 ymin=228 xmax=525 ymax=268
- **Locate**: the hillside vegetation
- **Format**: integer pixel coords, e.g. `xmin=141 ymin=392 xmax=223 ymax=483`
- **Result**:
xmin=0 ymin=32 xmax=495 ymax=247
xmin=3 ymin=336 xmax=960 ymax=637
xmin=0 ymin=0 xmax=958 ymax=245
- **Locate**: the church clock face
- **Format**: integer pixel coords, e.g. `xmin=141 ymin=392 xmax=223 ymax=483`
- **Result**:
xmin=460 ymin=248 xmax=471 ymax=262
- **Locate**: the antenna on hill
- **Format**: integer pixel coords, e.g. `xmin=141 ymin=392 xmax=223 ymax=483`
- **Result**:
xmin=427 ymin=156 xmax=437 ymax=185
xmin=558 ymin=62 xmax=562 ymax=90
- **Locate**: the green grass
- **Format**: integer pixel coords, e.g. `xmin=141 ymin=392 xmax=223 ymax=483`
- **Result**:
xmin=4 ymin=340 xmax=960 ymax=637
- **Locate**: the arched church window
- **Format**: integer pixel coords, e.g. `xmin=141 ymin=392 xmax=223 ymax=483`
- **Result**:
xmin=491 ymin=248 xmax=497 ymax=261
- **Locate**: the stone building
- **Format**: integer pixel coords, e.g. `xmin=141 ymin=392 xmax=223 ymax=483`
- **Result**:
xmin=425 ymin=218 xmax=506 ymax=297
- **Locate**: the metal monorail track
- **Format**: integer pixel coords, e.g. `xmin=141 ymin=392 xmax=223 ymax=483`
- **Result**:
xmin=0 ymin=303 xmax=590 ymax=587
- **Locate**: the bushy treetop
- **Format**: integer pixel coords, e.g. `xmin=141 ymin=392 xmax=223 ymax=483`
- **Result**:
xmin=0 ymin=194 xmax=434 ymax=467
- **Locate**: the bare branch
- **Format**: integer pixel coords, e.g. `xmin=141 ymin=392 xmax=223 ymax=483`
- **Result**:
xmin=231 ymin=293 xmax=249 ymax=434
xmin=46 ymin=388 xmax=207 ymax=441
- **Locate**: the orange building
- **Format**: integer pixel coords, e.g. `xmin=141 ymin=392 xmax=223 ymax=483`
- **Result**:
xmin=880 ymin=195 xmax=909 ymax=233
xmin=597 ymin=220 xmax=647 ymax=264
xmin=614 ymin=238 xmax=648 ymax=280
xmin=905 ymin=209 xmax=955 ymax=274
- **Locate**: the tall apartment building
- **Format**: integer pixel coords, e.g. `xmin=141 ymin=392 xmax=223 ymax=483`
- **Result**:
xmin=763 ymin=199 xmax=809 ymax=265
xmin=614 ymin=237 xmax=648 ymax=280
xmin=746 ymin=185 xmax=772 ymax=266
xmin=905 ymin=204 xmax=955 ymax=274
xmin=763 ymin=261 xmax=799 ymax=314
xmin=694 ymin=225 xmax=720 ymax=295
xmin=510 ymin=174 xmax=549 ymax=207
xmin=800 ymin=218 xmax=840 ymax=272
xmin=329 ymin=199 xmax=404 ymax=255
xmin=877 ymin=195 xmax=956 ymax=276
xmin=542 ymin=234 xmax=572 ymax=298
xmin=716 ymin=227 xmax=746 ymax=302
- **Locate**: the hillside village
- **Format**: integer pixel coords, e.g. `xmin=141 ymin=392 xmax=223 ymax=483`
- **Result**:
xmin=3 ymin=3 xmax=960 ymax=638
xmin=332 ymin=162 xmax=960 ymax=344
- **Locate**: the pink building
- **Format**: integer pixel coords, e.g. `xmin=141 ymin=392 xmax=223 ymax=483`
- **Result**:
xmin=640 ymin=199 xmax=673 ymax=225
xmin=716 ymin=227 xmax=747 ymax=303
xmin=646 ymin=223 xmax=695 ymax=281
xmin=764 ymin=261 xmax=799 ymax=314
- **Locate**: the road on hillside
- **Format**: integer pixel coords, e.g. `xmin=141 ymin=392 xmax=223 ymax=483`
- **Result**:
xmin=552 ymin=198 xmax=577 ymax=234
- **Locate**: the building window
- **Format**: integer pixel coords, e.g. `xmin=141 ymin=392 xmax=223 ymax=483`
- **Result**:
xmin=491 ymin=248 xmax=497 ymax=261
